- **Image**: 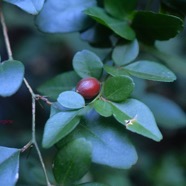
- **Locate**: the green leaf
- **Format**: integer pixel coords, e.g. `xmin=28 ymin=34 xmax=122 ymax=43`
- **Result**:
xmin=0 ymin=146 xmax=20 ymax=186
xmin=53 ymin=138 xmax=92 ymax=185
xmin=124 ymin=60 xmax=176 ymax=82
xmin=141 ymin=94 xmax=186 ymax=129
xmin=58 ymin=119 xmax=138 ymax=169
xmin=73 ymin=50 xmax=103 ymax=79
xmin=57 ymin=91 xmax=85 ymax=109
xmin=4 ymin=0 xmax=45 ymax=15
xmin=112 ymin=40 xmax=139 ymax=66
xmin=103 ymin=76 xmax=134 ymax=102
xmin=111 ymin=99 xmax=163 ymax=141
xmin=37 ymin=71 xmax=80 ymax=100
xmin=104 ymin=65 xmax=129 ymax=77
xmin=132 ymin=11 xmax=184 ymax=43
xmin=75 ymin=183 xmax=109 ymax=186
xmin=93 ymin=99 xmax=112 ymax=117
xmin=83 ymin=119 xmax=138 ymax=169
xmin=84 ymin=7 xmax=135 ymax=40
xmin=36 ymin=0 xmax=96 ymax=33
xmin=104 ymin=0 xmax=137 ymax=19
xmin=0 ymin=60 xmax=24 ymax=97
xmin=42 ymin=111 xmax=80 ymax=148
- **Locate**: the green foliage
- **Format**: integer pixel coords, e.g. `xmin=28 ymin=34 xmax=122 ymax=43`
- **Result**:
xmin=0 ymin=146 xmax=20 ymax=186
xmin=93 ymin=100 xmax=113 ymax=117
xmin=3 ymin=0 xmax=45 ymax=14
xmin=1 ymin=0 xmax=186 ymax=185
xmin=0 ymin=60 xmax=24 ymax=97
xmin=132 ymin=11 xmax=184 ymax=43
xmin=38 ymin=71 xmax=80 ymax=100
xmin=73 ymin=50 xmax=103 ymax=79
xmin=124 ymin=60 xmax=176 ymax=82
xmin=112 ymin=39 xmax=139 ymax=66
xmin=42 ymin=111 xmax=80 ymax=148
xmin=111 ymin=99 xmax=163 ymax=141
xmin=53 ymin=138 xmax=92 ymax=185
xmin=36 ymin=0 xmax=96 ymax=33
xmin=84 ymin=7 xmax=135 ymax=40
xmin=103 ymin=76 xmax=134 ymax=102
xmin=57 ymin=91 xmax=85 ymax=109
xmin=57 ymin=118 xmax=138 ymax=169
xmin=104 ymin=0 xmax=137 ymax=19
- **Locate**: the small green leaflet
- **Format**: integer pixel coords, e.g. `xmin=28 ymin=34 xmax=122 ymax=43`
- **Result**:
xmin=0 ymin=60 xmax=24 ymax=97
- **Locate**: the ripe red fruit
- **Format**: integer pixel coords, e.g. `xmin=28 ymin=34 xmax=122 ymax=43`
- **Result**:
xmin=76 ymin=77 xmax=101 ymax=99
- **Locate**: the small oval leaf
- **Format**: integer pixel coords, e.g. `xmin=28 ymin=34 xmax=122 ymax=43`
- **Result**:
xmin=73 ymin=50 xmax=103 ymax=79
xmin=57 ymin=91 xmax=85 ymax=109
xmin=103 ymin=76 xmax=134 ymax=102
xmin=42 ymin=111 xmax=80 ymax=148
xmin=0 ymin=60 xmax=24 ymax=97
xmin=124 ymin=60 xmax=176 ymax=82
xmin=112 ymin=40 xmax=139 ymax=66
xmin=93 ymin=99 xmax=113 ymax=117
xmin=111 ymin=99 xmax=163 ymax=141
xmin=53 ymin=138 xmax=92 ymax=185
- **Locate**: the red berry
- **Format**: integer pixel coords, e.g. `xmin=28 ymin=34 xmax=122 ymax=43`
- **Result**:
xmin=76 ymin=77 xmax=101 ymax=99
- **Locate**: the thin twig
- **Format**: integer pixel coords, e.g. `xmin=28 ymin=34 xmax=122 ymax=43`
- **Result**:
xmin=0 ymin=8 xmax=13 ymax=60
xmin=21 ymin=140 xmax=33 ymax=153
xmin=0 ymin=8 xmax=52 ymax=186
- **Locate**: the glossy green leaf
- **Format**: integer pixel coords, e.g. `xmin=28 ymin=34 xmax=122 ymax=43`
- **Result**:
xmin=104 ymin=65 xmax=129 ymax=77
xmin=124 ymin=60 xmax=176 ymax=82
xmin=42 ymin=111 xmax=80 ymax=148
xmin=93 ymin=99 xmax=112 ymax=117
xmin=112 ymin=40 xmax=139 ymax=66
xmin=0 ymin=60 xmax=24 ymax=97
xmin=58 ymin=119 xmax=138 ymax=169
xmin=57 ymin=91 xmax=85 ymax=109
xmin=103 ymin=76 xmax=134 ymax=102
xmin=75 ymin=183 xmax=109 ymax=186
xmin=141 ymin=94 xmax=186 ymax=129
xmin=132 ymin=11 xmax=184 ymax=43
xmin=4 ymin=0 xmax=45 ymax=14
xmin=53 ymin=138 xmax=92 ymax=185
xmin=104 ymin=0 xmax=137 ymax=19
xmin=111 ymin=99 xmax=163 ymax=141
xmin=84 ymin=7 xmax=135 ymax=40
xmin=73 ymin=50 xmax=103 ymax=79
xmin=36 ymin=0 xmax=96 ymax=33
xmin=0 ymin=146 xmax=20 ymax=186
xmin=86 ymin=119 xmax=137 ymax=168
xmin=37 ymin=71 xmax=80 ymax=100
